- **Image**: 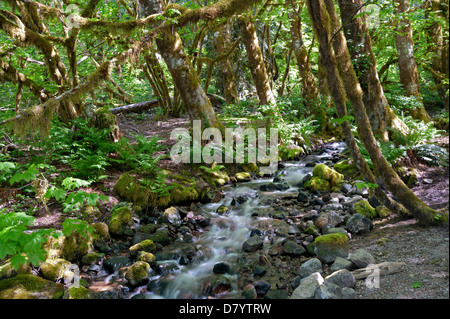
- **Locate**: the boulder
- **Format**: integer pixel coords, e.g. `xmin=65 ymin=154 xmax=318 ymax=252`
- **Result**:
xmin=299 ymin=258 xmax=323 ymax=278
xmin=161 ymin=206 xmax=181 ymax=225
xmin=235 ymin=172 xmax=251 ymax=182
xmin=314 ymin=233 xmax=349 ymax=263
xmin=39 ymin=258 xmax=72 ymax=282
xmin=243 ymin=236 xmax=264 ymax=252
xmin=124 ymin=261 xmax=152 ymax=287
xmin=283 ymin=241 xmax=306 ymax=256
xmin=290 ymin=272 xmax=324 ymax=299
xmin=0 ymin=274 xmax=64 ymax=299
xmin=324 ymin=269 xmax=355 ymax=288
xmin=330 ymin=256 xmax=354 ymax=272
xmin=129 ymin=239 xmax=157 ymax=256
xmin=63 ymin=286 xmax=94 ymax=299
xmin=346 ymin=213 xmax=374 ymax=235
xmin=351 ymin=199 xmax=376 ymax=220
xmin=109 ymin=206 xmax=134 ymax=238
xmin=349 ymin=248 xmax=376 ymax=268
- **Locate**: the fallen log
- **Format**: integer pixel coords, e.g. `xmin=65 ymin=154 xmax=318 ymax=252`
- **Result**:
xmin=351 ymin=262 xmax=407 ymax=280
xmin=109 ymin=99 xmax=159 ymax=114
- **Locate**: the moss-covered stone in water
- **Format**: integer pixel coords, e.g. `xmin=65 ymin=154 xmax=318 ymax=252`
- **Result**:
xmin=63 ymin=286 xmax=93 ymax=299
xmin=305 ymin=177 xmax=331 ymax=192
xmin=235 ymin=172 xmax=251 ymax=182
xmin=129 ymin=239 xmax=157 ymax=256
xmin=352 ymin=200 xmax=376 ymax=220
xmin=149 ymin=228 xmax=171 ymax=246
xmin=279 ymin=145 xmax=304 ymax=161
xmin=313 ymin=164 xmax=344 ymax=187
xmin=314 ymin=233 xmax=349 ymax=263
xmin=109 ymin=206 xmax=134 ymax=237
xmin=81 ymin=252 xmax=102 ymax=265
xmin=125 ymin=261 xmax=151 ymax=287
xmin=0 ymin=274 xmax=64 ymax=299
xmin=137 ymin=252 xmax=157 ymax=267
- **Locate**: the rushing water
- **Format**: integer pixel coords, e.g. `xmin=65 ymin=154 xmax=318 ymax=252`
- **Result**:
xmin=111 ymin=142 xmax=347 ymax=299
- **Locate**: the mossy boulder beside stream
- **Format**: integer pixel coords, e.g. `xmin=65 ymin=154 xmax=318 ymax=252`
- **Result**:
xmin=304 ymin=164 xmax=344 ymax=192
xmin=0 ymin=274 xmax=64 ymax=299
xmin=114 ymin=170 xmax=210 ymax=211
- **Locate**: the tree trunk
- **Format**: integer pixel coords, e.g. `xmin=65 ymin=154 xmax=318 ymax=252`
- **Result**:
xmin=289 ymin=3 xmax=329 ymax=130
xmin=213 ymin=23 xmax=239 ymax=105
xmin=425 ymin=0 xmax=449 ymax=110
xmin=338 ymin=0 xmax=408 ymax=141
xmin=393 ymin=0 xmax=431 ymax=122
xmin=239 ymin=16 xmax=276 ymax=106
xmin=312 ymin=0 xmax=447 ymax=226
xmin=139 ymin=0 xmax=223 ymax=130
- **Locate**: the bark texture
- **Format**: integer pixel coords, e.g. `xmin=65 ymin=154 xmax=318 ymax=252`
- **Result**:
xmin=140 ymin=0 xmax=223 ymax=130
xmin=239 ymin=16 xmax=276 ymax=106
xmin=393 ymin=0 xmax=431 ymax=122
xmin=338 ymin=0 xmax=408 ymax=141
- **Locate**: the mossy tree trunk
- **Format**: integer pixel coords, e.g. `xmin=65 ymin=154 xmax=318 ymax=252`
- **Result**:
xmin=139 ymin=0 xmax=223 ymax=130
xmin=213 ymin=23 xmax=239 ymax=105
xmin=308 ymin=0 xmax=447 ymax=226
xmin=289 ymin=2 xmax=330 ymax=131
xmin=393 ymin=0 xmax=431 ymax=122
xmin=238 ymin=15 xmax=276 ymax=106
xmin=337 ymin=0 xmax=408 ymax=141
xmin=425 ymin=0 xmax=449 ymax=110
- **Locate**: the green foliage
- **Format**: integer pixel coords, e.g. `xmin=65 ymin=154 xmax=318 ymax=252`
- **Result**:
xmin=45 ymin=177 xmax=108 ymax=214
xmin=0 ymin=210 xmax=59 ymax=270
xmin=391 ymin=115 xmax=443 ymax=147
xmin=62 ymin=218 xmax=93 ymax=239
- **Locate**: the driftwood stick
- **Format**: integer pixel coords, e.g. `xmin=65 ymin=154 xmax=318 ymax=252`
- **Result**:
xmin=351 ymin=262 xmax=407 ymax=280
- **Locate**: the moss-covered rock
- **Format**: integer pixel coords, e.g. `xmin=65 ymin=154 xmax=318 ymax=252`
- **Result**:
xmin=129 ymin=239 xmax=157 ymax=256
xmin=375 ymin=205 xmax=392 ymax=218
xmin=109 ymin=206 xmax=134 ymax=237
xmin=137 ymin=251 xmax=157 ymax=267
xmin=352 ymin=200 xmax=377 ymax=220
xmin=114 ymin=171 xmax=210 ymax=210
xmin=81 ymin=252 xmax=102 ymax=265
xmin=304 ymin=164 xmax=344 ymax=192
xmin=279 ymin=145 xmax=304 ymax=161
xmin=39 ymin=258 xmax=72 ymax=282
xmin=305 ymin=177 xmax=331 ymax=192
xmin=61 ymin=231 xmax=93 ymax=263
xmin=0 ymin=274 xmax=64 ymax=299
xmin=0 ymin=261 xmax=31 ymax=280
xmin=394 ymin=166 xmax=418 ymax=188
xmin=124 ymin=261 xmax=151 ymax=287
xmin=63 ymin=286 xmax=94 ymax=299
xmin=148 ymin=228 xmax=171 ymax=246
xmin=314 ymin=233 xmax=349 ymax=263
xmin=235 ymin=172 xmax=251 ymax=182
xmin=161 ymin=206 xmax=181 ymax=225
xmin=333 ymin=160 xmax=358 ymax=176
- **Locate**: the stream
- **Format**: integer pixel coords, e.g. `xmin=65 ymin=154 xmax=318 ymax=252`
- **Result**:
xmin=90 ymin=142 xmax=348 ymax=299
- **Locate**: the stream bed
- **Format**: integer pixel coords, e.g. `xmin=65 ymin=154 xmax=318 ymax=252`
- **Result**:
xmin=87 ymin=141 xmax=367 ymax=299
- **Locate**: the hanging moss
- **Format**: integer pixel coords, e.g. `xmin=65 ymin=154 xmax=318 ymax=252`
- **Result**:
xmin=13 ymin=98 xmax=59 ymax=137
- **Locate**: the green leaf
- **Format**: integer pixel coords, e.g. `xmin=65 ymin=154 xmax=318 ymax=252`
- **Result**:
xmin=61 ymin=177 xmax=91 ymax=191
xmin=10 ymin=254 xmax=27 ymax=271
